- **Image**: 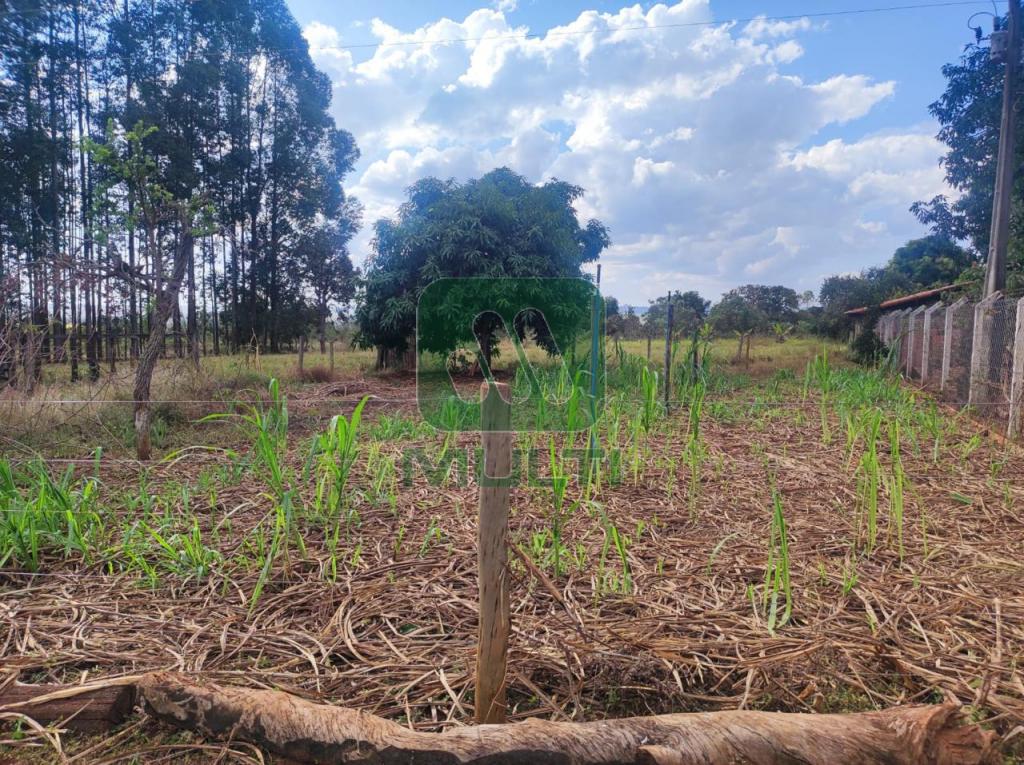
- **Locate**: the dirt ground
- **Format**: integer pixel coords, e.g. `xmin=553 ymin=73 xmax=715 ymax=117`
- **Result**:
xmin=1 ymin=357 xmax=1023 ymax=763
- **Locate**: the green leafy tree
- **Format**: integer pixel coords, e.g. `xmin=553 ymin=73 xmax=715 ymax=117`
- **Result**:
xmin=298 ymin=215 xmax=360 ymax=352
xmin=728 ymin=284 xmax=799 ymax=324
xmin=356 ymin=168 xmax=610 ymax=369
xmin=708 ymin=293 xmax=767 ymax=335
xmin=911 ymin=21 xmax=1024 ymax=292
xmin=87 ymin=120 xmax=212 ymax=460
xmin=910 ymin=37 xmax=1006 ymax=253
xmin=645 ymin=290 xmax=710 ymax=337
xmin=816 ymin=236 xmax=975 ymax=338
xmin=0 ymin=0 xmax=360 ymax=382
xmin=888 ymin=236 xmax=976 ymax=289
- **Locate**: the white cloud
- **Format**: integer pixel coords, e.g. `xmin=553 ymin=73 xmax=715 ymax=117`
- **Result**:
xmin=743 ymin=16 xmax=813 ymax=39
xmin=302 ymin=21 xmax=354 ymax=76
xmin=809 ymin=75 xmax=896 ymax=124
xmin=306 ymin=1 xmax=949 ymax=303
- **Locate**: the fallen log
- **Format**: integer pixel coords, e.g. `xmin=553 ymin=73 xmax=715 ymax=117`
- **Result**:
xmin=0 ymin=679 xmax=135 ymax=732
xmin=0 ymin=673 xmax=1000 ymax=763
xmin=132 ymin=672 xmax=1000 ymax=765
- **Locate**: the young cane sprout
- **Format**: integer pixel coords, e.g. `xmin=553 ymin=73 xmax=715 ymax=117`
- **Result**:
xmin=887 ymin=419 xmax=906 ymax=562
xmin=763 ymin=486 xmax=793 ymax=634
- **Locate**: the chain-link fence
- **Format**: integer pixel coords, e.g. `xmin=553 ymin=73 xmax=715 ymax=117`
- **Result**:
xmin=873 ymin=293 xmax=1024 ymax=437
xmin=973 ymin=296 xmax=1018 ymax=424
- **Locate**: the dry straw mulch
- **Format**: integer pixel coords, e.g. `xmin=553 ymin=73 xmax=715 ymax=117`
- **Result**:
xmin=1 ymin=377 xmax=1022 ymax=761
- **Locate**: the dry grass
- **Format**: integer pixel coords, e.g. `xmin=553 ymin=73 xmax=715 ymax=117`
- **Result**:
xmin=0 ymin=353 xmax=1022 ymax=763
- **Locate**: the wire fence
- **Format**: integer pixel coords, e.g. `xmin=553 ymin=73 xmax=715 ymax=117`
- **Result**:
xmin=875 ymin=292 xmax=1024 ymax=436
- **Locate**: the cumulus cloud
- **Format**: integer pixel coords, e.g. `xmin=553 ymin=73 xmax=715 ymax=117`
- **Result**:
xmin=303 ymin=1 xmax=948 ymax=304
xmin=742 ymin=16 xmax=814 ymax=39
xmin=302 ymin=20 xmax=354 ymax=76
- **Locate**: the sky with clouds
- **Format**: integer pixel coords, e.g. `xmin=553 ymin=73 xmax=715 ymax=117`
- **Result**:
xmin=287 ymin=0 xmax=988 ymax=306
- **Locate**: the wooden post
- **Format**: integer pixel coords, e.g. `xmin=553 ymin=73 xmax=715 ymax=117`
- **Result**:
xmin=329 ymin=339 xmax=335 ymax=373
xmin=663 ymin=293 xmax=673 ymax=413
xmin=477 ymin=381 xmax=512 ymax=724
xmin=298 ymin=334 xmax=306 ymax=376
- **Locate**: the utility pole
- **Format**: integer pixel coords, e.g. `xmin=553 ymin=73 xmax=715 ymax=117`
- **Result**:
xmin=985 ymin=0 xmax=1021 ymax=297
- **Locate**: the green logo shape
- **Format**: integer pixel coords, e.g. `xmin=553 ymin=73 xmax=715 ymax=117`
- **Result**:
xmin=416 ymin=277 xmax=604 ymax=432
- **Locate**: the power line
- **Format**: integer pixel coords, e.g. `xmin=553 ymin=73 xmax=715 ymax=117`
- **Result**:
xmin=306 ymin=1 xmax=1006 ymax=53
xmin=0 ymin=1 xmax=1007 ymax=47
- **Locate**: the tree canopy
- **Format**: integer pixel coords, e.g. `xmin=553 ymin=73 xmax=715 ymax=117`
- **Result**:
xmin=355 ymin=168 xmax=610 ymax=366
xmin=0 ymin=0 xmax=360 ymax=381
xmin=645 ymin=291 xmax=710 ymax=336
xmin=910 ymin=18 xmax=1024 ymax=293
xmin=817 ymin=235 xmax=975 ymax=337
xmin=708 ymin=293 xmax=768 ymax=335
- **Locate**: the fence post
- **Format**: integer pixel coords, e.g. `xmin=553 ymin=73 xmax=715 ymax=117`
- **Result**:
xmin=1008 ymin=297 xmax=1024 ymax=438
xmin=941 ymin=298 xmax=965 ymax=393
xmin=969 ymin=292 xmax=1000 ymax=408
xmin=909 ymin=307 xmax=917 ymax=376
xmin=476 ymin=381 xmax=512 ymax=724
xmin=921 ymin=303 xmax=942 ymax=384
xmin=906 ymin=306 xmax=924 ymax=378
xmin=892 ymin=309 xmax=908 ymax=373
xmin=663 ymin=294 xmax=673 ymax=414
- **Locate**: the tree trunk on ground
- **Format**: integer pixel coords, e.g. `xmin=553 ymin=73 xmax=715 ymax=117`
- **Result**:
xmin=133 ymin=673 xmax=996 ymax=765
xmin=0 ymin=673 xmax=1001 ymax=764
xmin=134 ymin=223 xmax=192 ymax=461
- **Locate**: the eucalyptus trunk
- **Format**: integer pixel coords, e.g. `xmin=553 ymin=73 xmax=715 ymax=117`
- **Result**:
xmin=134 ymin=220 xmax=192 ymax=461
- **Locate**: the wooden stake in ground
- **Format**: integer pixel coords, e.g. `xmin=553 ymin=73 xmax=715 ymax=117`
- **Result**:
xmin=477 ymin=380 xmax=512 ymax=724
xmin=663 ymin=292 xmax=673 ymax=413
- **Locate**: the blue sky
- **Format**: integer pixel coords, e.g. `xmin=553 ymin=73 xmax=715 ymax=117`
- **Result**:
xmin=287 ymin=0 xmax=1003 ymax=305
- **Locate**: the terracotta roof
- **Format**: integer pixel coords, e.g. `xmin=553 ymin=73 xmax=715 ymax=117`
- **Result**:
xmin=844 ymin=283 xmax=960 ymax=316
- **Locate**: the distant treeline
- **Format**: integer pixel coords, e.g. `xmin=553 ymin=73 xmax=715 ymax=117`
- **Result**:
xmin=0 ymin=0 xmax=359 ymax=382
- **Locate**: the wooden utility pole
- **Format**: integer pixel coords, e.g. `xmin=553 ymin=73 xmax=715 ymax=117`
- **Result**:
xmin=985 ymin=0 xmax=1021 ymax=297
xmin=476 ymin=381 xmax=512 ymax=724
xmin=663 ymin=292 xmax=674 ymax=413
